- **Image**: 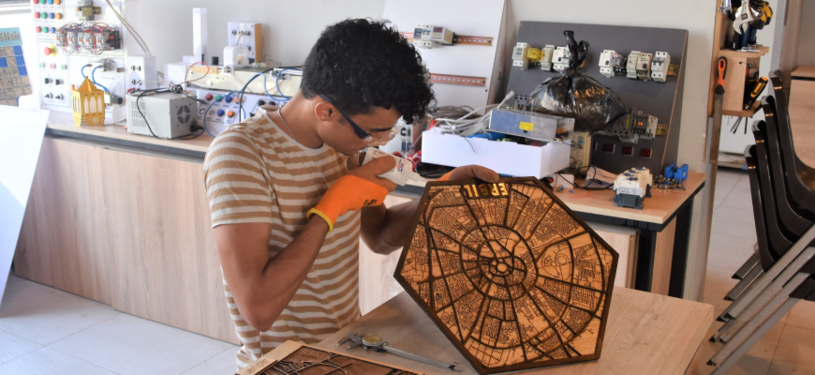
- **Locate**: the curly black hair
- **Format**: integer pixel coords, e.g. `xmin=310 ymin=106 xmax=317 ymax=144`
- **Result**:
xmin=300 ymin=18 xmax=434 ymax=124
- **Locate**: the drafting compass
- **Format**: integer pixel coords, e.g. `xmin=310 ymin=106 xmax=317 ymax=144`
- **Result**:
xmin=337 ymin=334 xmax=462 ymax=372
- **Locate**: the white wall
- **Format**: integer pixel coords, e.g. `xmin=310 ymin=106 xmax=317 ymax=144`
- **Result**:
xmin=794 ymin=0 xmax=815 ymax=68
xmin=136 ymin=0 xmax=384 ymax=69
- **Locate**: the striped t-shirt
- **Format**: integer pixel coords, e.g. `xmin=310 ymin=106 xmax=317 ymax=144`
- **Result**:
xmin=203 ymin=106 xmax=362 ymax=368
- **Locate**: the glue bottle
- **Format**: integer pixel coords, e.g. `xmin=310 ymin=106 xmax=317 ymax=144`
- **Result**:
xmin=360 ymin=147 xmax=427 ymax=186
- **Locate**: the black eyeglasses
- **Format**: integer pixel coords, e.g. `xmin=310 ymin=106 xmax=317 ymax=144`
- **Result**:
xmin=319 ymin=94 xmax=401 ymax=146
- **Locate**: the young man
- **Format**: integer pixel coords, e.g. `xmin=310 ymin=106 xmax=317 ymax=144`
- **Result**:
xmin=203 ymin=18 xmax=498 ymax=367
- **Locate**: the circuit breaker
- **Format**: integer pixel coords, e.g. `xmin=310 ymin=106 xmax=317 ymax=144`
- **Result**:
xmin=552 ymin=46 xmax=570 ymax=72
xmin=651 ymin=51 xmax=670 ymax=82
xmin=636 ymin=52 xmax=654 ymax=81
xmin=599 ymin=50 xmax=624 ymax=78
xmin=511 ymin=43 xmax=529 ymax=70
xmin=540 ymin=45 xmax=555 ymax=71
xmin=626 ymin=51 xmax=641 ymax=79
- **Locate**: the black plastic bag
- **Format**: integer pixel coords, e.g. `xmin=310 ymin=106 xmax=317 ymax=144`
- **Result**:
xmin=528 ymin=30 xmax=627 ymax=133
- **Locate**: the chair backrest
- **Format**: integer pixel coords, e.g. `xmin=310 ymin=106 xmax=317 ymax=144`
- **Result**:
xmin=746 ymin=145 xmax=783 ymax=270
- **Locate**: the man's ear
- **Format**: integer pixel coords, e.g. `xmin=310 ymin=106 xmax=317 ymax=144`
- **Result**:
xmin=314 ymin=101 xmax=336 ymax=122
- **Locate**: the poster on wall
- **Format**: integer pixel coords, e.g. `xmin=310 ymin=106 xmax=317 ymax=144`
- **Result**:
xmin=0 ymin=28 xmax=33 ymax=106
xmin=0 ymin=106 xmax=48 ymax=306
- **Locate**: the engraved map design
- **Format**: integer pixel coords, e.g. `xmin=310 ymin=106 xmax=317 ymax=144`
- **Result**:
xmin=395 ymin=179 xmax=617 ymax=373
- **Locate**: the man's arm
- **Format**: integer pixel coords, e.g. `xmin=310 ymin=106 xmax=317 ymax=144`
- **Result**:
xmin=214 ymin=217 xmax=329 ymax=332
xmin=360 ymin=165 xmax=500 ymax=255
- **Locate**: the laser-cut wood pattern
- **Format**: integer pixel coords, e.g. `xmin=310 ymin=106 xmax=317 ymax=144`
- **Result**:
xmin=394 ymin=177 xmax=618 ymax=374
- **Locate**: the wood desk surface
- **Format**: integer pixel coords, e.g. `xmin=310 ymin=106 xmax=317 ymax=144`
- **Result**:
xmin=318 ymin=289 xmax=713 ymax=375
xmin=552 ymin=172 xmax=705 ymax=225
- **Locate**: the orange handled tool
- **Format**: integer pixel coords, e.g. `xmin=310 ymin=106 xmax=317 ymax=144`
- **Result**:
xmin=716 ymin=57 xmax=728 ymax=95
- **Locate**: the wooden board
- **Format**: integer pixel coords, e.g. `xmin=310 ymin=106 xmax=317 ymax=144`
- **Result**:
xmin=652 ymin=220 xmax=677 ymax=296
xmin=237 ymin=341 xmax=421 ymax=375
xmin=317 ymin=289 xmax=713 ymax=375
xmin=587 ymin=223 xmax=638 ymax=289
xmin=553 ymin=172 xmax=705 ymax=225
xmin=394 ymin=178 xmax=618 ymax=374
xmin=790 ymin=69 xmax=815 ymax=168
xmin=14 ymin=138 xmax=114 ymax=304
xmin=99 ymin=147 xmax=239 ymax=344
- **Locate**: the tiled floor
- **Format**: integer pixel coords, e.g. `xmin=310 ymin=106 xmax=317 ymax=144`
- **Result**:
xmin=687 ymin=168 xmax=815 ymax=375
xmin=1 ymin=168 xmax=814 ymax=374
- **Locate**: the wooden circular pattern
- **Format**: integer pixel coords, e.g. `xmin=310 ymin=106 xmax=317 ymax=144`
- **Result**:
xmin=394 ymin=178 xmax=619 ymax=374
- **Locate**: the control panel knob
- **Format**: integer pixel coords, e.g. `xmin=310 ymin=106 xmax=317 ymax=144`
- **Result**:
xmin=36 ymin=26 xmax=42 ymax=33
xmin=44 ymin=78 xmax=51 ymax=84
xmin=215 ymin=95 xmax=223 ymax=102
xmin=40 ymin=12 xmax=47 ymax=19
xmin=44 ymin=93 xmax=53 ymax=99
xmin=216 ymin=109 xmax=225 ymax=116
xmin=257 ymin=100 xmax=266 ymax=106
xmin=224 ymin=96 xmax=232 ymax=103
xmin=55 ymin=13 xmax=62 ymax=19
xmin=55 ymin=94 xmax=64 ymax=100
xmin=227 ymin=110 xmax=235 ymax=118
xmin=205 ymin=93 xmax=213 ymax=101
xmin=54 ymin=79 xmax=62 ymax=85
xmin=48 ymin=13 xmax=54 ymax=19
xmin=43 ymin=46 xmax=53 ymax=55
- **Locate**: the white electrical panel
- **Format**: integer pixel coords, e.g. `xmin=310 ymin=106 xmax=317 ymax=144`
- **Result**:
xmin=626 ymin=51 xmax=641 ymax=79
xmin=226 ymin=22 xmax=262 ymax=63
xmin=540 ymin=45 xmax=555 ymax=71
xmin=599 ymin=50 xmax=624 ymax=78
xmin=124 ymin=55 xmax=157 ymax=92
xmin=636 ymin=52 xmax=653 ymax=81
xmin=511 ymin=42 xmax=529 ymax=69
xmin=651 ymin=51 xmax=670 ymax=83
xmin=31 ymin=0 xmax=145 ymax=122
xmin=192 ymin=88 xmax=284 ymax=133
xmin=552 ymin=46 xmax=570 ymax=72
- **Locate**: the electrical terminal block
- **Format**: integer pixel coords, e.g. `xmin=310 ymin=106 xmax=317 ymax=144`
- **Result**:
xmin=552 ymin=46 xmax=570 ymax=73
xmin=626 ymin=51 xmax=641 ymax=79
xmin=636 ymin=52 xmax=654 ymax=81
xmin=511 ymin=42 xmax=529 ymax=70
xmin=540 ymin=45 xmax=555 ymax=71
xmin=650 ymin=51 xmax=670 ymax=83
xmin=631 ymin=108 xmax=658 ymax=139
xmin=598 ymin=50 xmax=624 ymax=78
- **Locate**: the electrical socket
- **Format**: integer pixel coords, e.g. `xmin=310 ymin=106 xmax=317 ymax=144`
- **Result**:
xmin=124 ymin=55 xmax=157 ymax=93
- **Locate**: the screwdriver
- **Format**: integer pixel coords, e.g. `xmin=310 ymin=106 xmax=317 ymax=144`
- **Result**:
xmin=743 ymin=76 xmax=769 ymax=110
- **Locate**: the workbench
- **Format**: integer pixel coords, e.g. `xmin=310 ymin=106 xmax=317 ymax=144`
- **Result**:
xmin=317 ymin=289 xmax=713 ymax=374
xmin=15 ymin=112 xmax=703 ymax=346
xmin=553 ymin=174 xmax=706 ymax=298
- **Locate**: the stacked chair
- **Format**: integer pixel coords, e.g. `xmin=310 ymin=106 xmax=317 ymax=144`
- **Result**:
xmin=707 ymin=73 xmax=815 ymax=374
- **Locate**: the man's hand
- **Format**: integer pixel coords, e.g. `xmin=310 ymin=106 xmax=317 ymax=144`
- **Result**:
xmin=443 ymin=165 xmax=501 ymax=183
xmin=347 ymin=154 xmax=397 ymax=192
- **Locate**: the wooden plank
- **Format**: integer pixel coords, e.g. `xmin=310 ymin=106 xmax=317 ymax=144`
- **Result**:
xmin=553 ymin=172 xmax=705 ymax=225
xmin=790 ymin=73 xmax=815 ymax=168
xmin=100 ymin=147 xmax=239 ymax=344
xmin=317 ymin=289 xmax=713 ymax=375
xmin=792 ymin=66 xmax=815 ymax=79
xmin=14 ymin=138 xmax=113 ymax=304
xmin=359 ymin=194 xmax=411 ymax=316
xmin=722 ymin=56 xmax=748 ymax=113
xmin=651 ymin=220 xmax=677 ymax=296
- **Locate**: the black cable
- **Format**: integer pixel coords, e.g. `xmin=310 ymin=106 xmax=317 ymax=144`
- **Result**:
xmin=133 ymin=85 xmax=195 ymax=139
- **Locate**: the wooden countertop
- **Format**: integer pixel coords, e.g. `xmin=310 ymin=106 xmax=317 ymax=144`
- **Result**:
xmin=45 ymin=112 xmax=215 ymax=155
xmin=552 ymin=172 xmax=705 ymax=226
xmin=317 ymin=289 xmax=713 ymax=375
xmin=792 ymin=66 xmax=815 ymax=79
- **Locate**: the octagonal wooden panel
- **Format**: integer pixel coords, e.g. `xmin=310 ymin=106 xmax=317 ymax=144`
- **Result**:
xmin=394 ymin=177 xmax=618 ymax=374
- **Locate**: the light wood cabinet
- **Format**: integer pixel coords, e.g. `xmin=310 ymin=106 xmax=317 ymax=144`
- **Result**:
xmin=15 ymin=137 xmax=239 ymax=344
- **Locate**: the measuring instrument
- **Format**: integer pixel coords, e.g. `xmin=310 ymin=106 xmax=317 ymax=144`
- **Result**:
xmin=337 ymin=333 xmax=462 ymax=372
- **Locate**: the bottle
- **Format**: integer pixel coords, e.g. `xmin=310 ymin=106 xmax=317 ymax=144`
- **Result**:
xmin=360 ymin=147 xmax=427 ymax=186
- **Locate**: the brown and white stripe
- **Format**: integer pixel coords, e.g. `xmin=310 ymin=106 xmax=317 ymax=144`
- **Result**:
xmin=203 ymin=106 xmax=361 ymax=368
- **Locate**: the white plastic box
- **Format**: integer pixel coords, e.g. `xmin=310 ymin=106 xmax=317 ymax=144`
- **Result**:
xmin=421 ymin=128 xmax=571 ymax=178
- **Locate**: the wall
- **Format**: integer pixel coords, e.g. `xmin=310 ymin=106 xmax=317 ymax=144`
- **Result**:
xmin=794 ymin=0 xmax=815 ymax=67
xmin=136 ymin=0 xmax=384 ymax=69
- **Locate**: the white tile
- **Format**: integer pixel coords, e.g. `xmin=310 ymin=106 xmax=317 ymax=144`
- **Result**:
xmin=702 ymin=265 xmax=740 ymax=316
xmin=4 ymin=273 xmax=35 ymax=295
xmin=50 ymin=313 xmax=235 ymax=375
xmin=767 ymin=325 xmax=815 ymax=375
xmin=0 ymin=328 xmax=41 ymax=366
xmin=711 ymin=206 xmax=757 ymax=241
xmin=785 ymin=299 xmax=815 ymax=332
xmin=0 ymin=347 xmax=119 ymax=375
xmin=179 ymin=346 xmax=240 ymax=375
xmin=707 ymin=233 xmax=758 ymax=273
xmin=719 ymin=181 xmax=754 ymax=211
xmin=0 ymin=281 xmax=120 ymax=345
